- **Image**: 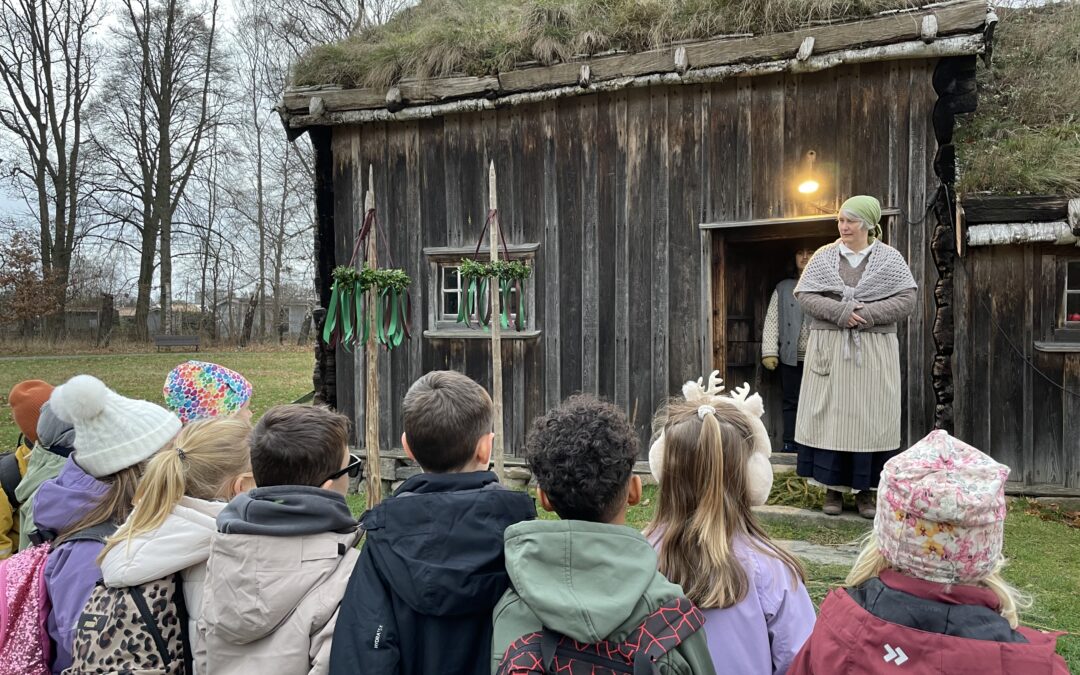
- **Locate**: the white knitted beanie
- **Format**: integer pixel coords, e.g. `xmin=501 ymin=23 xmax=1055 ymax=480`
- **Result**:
xmin=49 ymin=375 xmax=181 ymax=478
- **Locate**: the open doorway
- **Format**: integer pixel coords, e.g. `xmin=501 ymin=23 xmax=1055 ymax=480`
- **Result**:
xmin=710 ymin=221 xmax=836 ymax=450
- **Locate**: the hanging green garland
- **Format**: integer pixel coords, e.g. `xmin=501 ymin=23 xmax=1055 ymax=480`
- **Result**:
xmin=457 ymin=259 xmax=490 ymax=328
xmin=492 ymin=260 xmax=531 ymax=331
xmin=456 ymin=259 xmax=531 ymax=330
xmin=322 ymin=205 xmax=414 ymax=352
xmin=323 ymin=264 xmax=376 ymax=350
xmin=373 ymin=268 xmax=412 ymax=348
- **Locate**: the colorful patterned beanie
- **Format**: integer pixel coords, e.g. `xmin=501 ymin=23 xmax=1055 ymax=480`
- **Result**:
xmin=163 ymin=361 xmax=253 ymax=425
xmin=875 ymin=429 xmax=1010 ymax=584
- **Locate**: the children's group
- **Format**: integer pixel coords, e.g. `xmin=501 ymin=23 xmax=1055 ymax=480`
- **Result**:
xmin=0 ymin=362 xmax=1070 ymax=674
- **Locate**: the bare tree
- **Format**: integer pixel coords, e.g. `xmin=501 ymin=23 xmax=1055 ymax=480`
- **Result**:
xmin=0 ymin=0 xmax=100 ymax=338
xmin=88 ymin=0 xmax=224 ymax=339
xmin=228 ymin=0 xmax=316 ymax=341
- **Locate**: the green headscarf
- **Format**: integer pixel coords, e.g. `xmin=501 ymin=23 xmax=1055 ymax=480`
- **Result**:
xmin=840 ymin=195 xmax=882 ymax=242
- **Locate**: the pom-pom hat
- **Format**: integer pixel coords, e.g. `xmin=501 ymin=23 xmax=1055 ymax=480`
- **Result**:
xmin=875 ymin=430 xmax=1010 ymax=584
xmin=163 ymin=360 xmax=253 ymax=425
xmin=49 ymin=375 xmax=181 ymax=478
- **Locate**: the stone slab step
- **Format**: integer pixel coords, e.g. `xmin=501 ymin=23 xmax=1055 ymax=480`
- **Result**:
xmin=754 ymin=504 xmax=873 ymax=529
xmin=771 ymin=452 xmax=798 ymax=465
xmin=776 ymin=539 xmax=861 ymax=567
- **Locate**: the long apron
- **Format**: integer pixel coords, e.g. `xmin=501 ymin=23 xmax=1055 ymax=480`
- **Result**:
xmin=795 ymin=329 xmax=901 ymax=451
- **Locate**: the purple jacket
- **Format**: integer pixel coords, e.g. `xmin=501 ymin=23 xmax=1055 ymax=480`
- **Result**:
xmin=651 ymin=533 xmax=817 ymax=675
xmin=34 ymin=457 xmax=110 ymax=674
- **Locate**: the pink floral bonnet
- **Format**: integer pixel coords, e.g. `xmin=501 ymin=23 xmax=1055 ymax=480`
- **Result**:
xmin=875 ymin=430 xmax=1011 ymax=585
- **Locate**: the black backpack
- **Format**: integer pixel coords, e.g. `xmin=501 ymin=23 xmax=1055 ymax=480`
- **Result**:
xmin=496 ymin=597 xmax=706 ymax=675
xmin=0 ymin=441 xmax=25 ymax=509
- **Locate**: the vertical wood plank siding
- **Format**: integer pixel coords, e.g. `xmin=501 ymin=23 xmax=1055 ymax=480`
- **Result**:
xmin=330 ymin=60 xmax=942 ymax=460
xmin=954 ymin=246 xmax=1080 ymax=492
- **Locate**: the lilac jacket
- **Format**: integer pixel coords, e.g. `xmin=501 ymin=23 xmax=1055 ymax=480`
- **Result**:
xmin=34 ymin=457 xmax=110 ymax=674
xmin=650 ymin=533 xmax=817 ymax=675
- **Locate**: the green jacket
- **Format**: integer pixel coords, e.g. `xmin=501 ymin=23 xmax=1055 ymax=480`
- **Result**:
xmin=491 ymin=519 xmax=716 ymax=675
xmin=15 ymin=444 xmax=67 ymax=550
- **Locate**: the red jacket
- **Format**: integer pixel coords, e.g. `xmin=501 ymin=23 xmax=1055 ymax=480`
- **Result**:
xmin=789 ymin=569 xmax=1069 ymax=675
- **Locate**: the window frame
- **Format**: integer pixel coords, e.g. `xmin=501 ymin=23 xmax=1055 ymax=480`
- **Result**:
xmin=1035 ymin=255 xmax=1080 ymax=352
xmin=423 ymin=243 xmax=541 ymax=340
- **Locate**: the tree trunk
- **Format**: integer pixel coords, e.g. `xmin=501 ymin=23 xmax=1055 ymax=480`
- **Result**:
xmin=298 ymin=308 xmax=312 ymax=345
xmin=134 ymin=208 xmax=158 ymax=341
xmin=239 ymin=294 xmax=257 ymax=347
xmin=156 ymin=0 xmax=178 ymax=336
xmin=97 ymin=293 xmax=115 ymax=347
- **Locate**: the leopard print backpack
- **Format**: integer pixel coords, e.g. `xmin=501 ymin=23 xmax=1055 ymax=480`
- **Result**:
xmin=64 ymin=572 xmax=191 ymax=675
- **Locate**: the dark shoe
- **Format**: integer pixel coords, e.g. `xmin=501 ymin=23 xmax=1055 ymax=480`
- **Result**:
xmin=781 ymin=442 xmax=797 ymax=454
xmin=855 ymin=490 xmax=876 ymax=519
xmin=822 ymin=489 xmax=843 ymax=516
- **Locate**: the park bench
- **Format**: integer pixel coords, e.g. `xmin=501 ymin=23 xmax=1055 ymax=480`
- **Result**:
xmin=153 ymin=334 xmax=201 ymax=352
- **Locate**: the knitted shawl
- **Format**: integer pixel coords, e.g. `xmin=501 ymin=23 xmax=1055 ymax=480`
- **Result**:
xmin=795 ymin=241 xmax=916 ymax=361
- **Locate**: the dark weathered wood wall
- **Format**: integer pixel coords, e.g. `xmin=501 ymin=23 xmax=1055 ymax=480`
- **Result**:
xmin=326 ymin=59 xmax=940 ymax=457
xmin=954 ymin=245 xmax=1080 ymax=493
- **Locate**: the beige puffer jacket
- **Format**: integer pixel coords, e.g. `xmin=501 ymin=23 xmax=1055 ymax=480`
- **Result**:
xmin=198 ymin=487 xmax=361 ymax=675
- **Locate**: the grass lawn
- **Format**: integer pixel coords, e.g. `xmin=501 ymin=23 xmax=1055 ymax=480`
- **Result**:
xmin=349 ymin=479 xmax=1079 ymax=669
xmin=0 ymin=350 xmax=315 ymax=444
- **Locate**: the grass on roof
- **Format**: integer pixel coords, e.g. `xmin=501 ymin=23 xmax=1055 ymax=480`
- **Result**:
xmin=292 ymin=0 xmax=923 ymax=89
xmin=956 ymin=2 xmax=1080 ymax=196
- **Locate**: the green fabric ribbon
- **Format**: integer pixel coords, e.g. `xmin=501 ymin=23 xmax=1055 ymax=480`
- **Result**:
xmin=340 ymin=286 xmax=355 ymax=350
xmin=458 ymin=277 xmax=491 ymax=328
xmin=516 ymin=278 xmax=526 ymax=331
xmin=374 ymin=287 xmax=408 ymax=348
xmin=323 ymin=282 xmax=342 ymax=345
xmin=499 ymin=279 xmax=511 ymax=329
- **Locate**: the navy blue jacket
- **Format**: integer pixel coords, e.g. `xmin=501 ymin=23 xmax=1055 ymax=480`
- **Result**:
xmin=329 ymin=471 xmax=536 ymax=675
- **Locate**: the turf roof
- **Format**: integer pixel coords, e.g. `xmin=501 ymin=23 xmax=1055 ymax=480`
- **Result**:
xmin=956 ymin=2 xmax=1080 ymax=196
xmin=291 ymin=0 xmax=927 ymax=89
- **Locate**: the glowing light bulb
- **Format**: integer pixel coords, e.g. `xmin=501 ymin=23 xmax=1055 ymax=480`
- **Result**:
xmin=797 ymin=180 xmax=820 ymax=194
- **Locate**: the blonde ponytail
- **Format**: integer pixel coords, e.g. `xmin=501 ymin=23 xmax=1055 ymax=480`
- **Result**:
xmin=99 ymin=416 xmax=252 ymax=562
xmin=648 ymin=398 xmax=805 ymax=609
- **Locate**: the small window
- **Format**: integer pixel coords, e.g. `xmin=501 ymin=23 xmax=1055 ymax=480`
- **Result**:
xmin=1066 ymin=261 xmax=1080 ymax=325
xmin=423 ymin=244 xmax=541 ymax=339
xmin=1036 ymin=257 xmax=1080 ymax=352
xmin=441 ymin=266 xmax=462 ymax=320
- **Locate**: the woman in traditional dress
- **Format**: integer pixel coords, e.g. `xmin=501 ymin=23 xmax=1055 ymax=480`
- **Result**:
xmin=793 ymin=196 xmax=916 ymax=518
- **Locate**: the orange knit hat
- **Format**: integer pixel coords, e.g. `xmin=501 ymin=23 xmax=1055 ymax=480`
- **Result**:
xmin=9 ymin=380 xmax=54 ymax=444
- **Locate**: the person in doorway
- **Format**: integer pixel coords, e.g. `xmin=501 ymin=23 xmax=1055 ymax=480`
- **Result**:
xmin=761 ymin=246 xmax=816 ymax=453
xmin=793 ymin=196 xmax=916 ymax=518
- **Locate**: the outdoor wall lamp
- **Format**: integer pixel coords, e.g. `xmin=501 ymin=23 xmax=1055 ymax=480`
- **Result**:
xmin=797 ymin=150 xmax=820 ymax=195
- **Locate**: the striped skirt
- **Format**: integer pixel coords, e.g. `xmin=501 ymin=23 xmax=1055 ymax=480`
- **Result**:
xmin=794 ymin=329 xmax=901 ymax=452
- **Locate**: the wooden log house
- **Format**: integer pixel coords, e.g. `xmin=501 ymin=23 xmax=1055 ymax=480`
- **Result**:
xmin=276 ymin=1 xmax=1080 ymax=493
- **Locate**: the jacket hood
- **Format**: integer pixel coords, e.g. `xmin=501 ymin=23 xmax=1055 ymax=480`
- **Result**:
xmin=363 ymin=471 xmax=537 ymax=617
xmin=33 ymin=456 xmax=109 ymax=534
xmin=216 ymin=485 xmax=357 ymax=536
xmin=101 ymin=497 xmax=224 ymax=587
xmin=203 ymin=517 xmax=361 ymax=645
xmin=503 ymin=519 xmax=664 ymax=643
xmin=36 ymin=401 xmax=76 ymax=457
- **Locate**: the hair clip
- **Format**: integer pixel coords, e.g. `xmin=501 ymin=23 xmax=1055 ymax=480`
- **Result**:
xmin=176 ymin=447 xmax=187 ymax=460
xmin=697 ymin=405 xmax=716 ymax=420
